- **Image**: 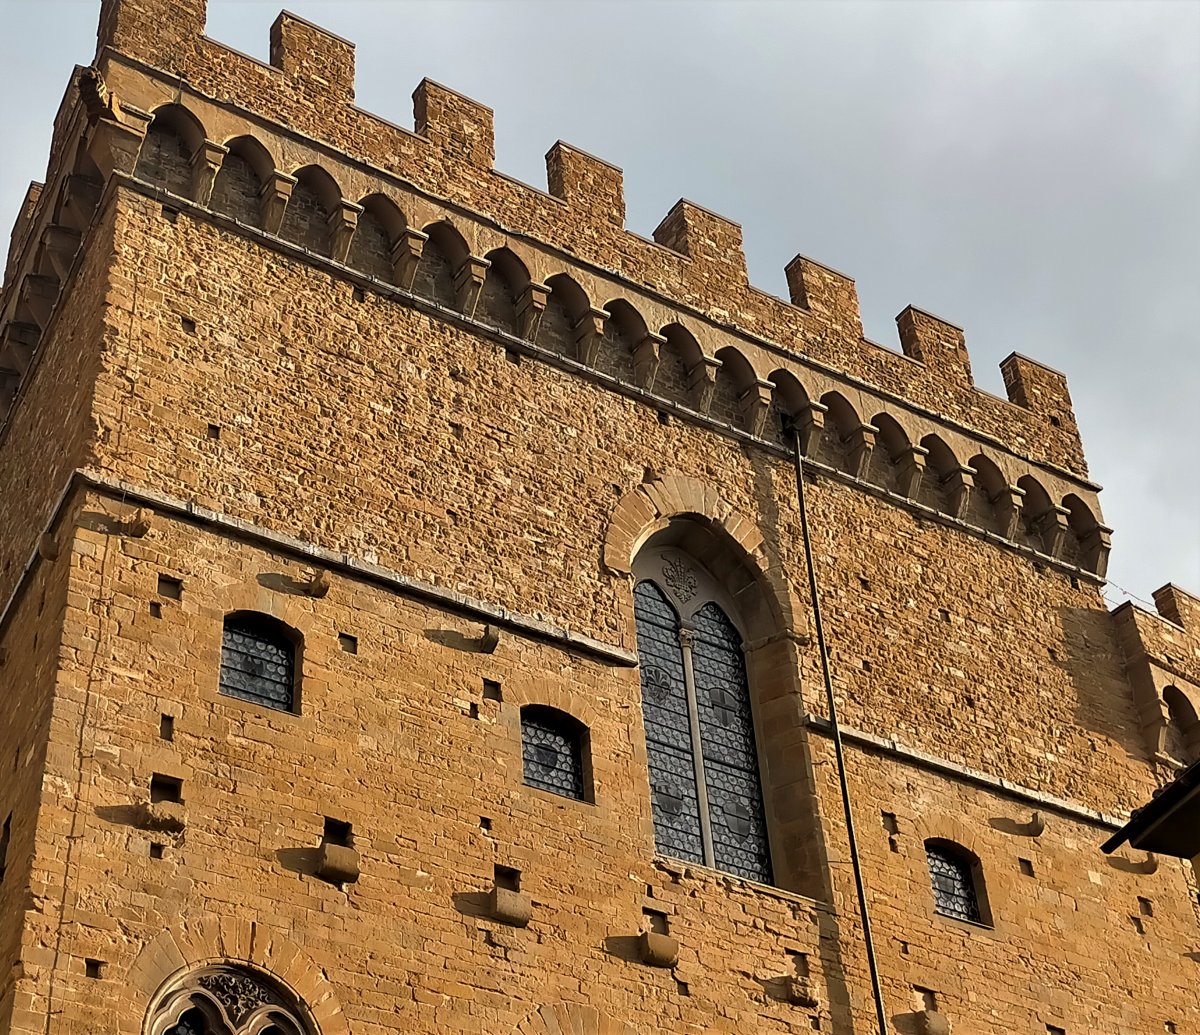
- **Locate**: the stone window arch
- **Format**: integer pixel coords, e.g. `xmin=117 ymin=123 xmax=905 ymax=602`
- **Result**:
xmin=633 ymin=542 xmax=773 ymax=885
xmin=1162 ymin=685 xmax=1200 ymax=765
xmin=219 ymin=612 xmax=301 ymax=713
xmin=147 ymin=964 xmax=316 ymax=1035
xmin=925 ymin=839 xmax=990 ymax=926
xmin=521 ymin=705 xmax=590 ymax=802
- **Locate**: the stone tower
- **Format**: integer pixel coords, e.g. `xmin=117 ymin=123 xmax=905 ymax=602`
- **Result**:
xmin=0 ymin=2 xmax=1197 ymax=1033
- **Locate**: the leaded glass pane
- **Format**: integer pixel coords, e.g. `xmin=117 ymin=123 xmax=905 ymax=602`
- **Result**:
xmin=521 ymin=707 xmax=585 ymax=800
xmin=634 ymin=581 xmax=703 ymax=864
xmin=219 ymin=616 xmax=295 ymax=712
xmin=926 ymin=844 xmax=981 ymax=922
xmin=692 ymin=602 xmax=772 ymax=883
xmin=165 ymin=1010 xmax=208 ymax=1035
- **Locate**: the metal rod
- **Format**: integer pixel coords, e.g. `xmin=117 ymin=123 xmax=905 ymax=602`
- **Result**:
xmin=789 ymin=424 xmax=891 ymax=1035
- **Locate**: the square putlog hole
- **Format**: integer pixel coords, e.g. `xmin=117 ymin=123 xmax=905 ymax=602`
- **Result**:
xmin=323 ymin=817 xmax=352 ymax=847
xmin=494 ymin=864 xmax=521 ymax=892
xmin=338 ymin=633 xmax=358 ymax=655
xmin=149 ymin=774 xmax=183 ymax=804
xmin=157 ymin=575 xmax=183 ymax=600
xmin=85 ymin=959 xmax=104 ymax=979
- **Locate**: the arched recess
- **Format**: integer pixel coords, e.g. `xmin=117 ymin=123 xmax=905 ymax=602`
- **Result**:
xmin=279 ymin=165 xmax=342 ymax=257
xmin=478 ymin=247 xmax=531 ymax=334
xmin=629 ymin=512 xmax=822 ymax=896
xmin=413 ymin=219 xmax=469 ymax=308
xmin=1016 ymin=474 xmax=1056 ymax=554
xmin=121 ymin=924 xmax=348 ymax=1035
xmin=595 ymin=298 xmax=646 ymax=381
xmin=658 ymin=323 xmax=705 ymax=409
xmin=1162 ymin=685 xmax=1200 ymax=764
xmin=348 ymin=193 xmax=407 ymax=281
xmin=514 ymin=1004 xmax=636 ymax=1035
xmin=866 ymin=413 xmax=911 ymax=494
xmin=966 ymin=453 xmax=1010 ymax=534
xmin=814 ymin=391 xmax=863 ymax=475
xmin=539 ymin=273 xmax=591 ymax=356
xmin=210 ymin=136 xmax=273 ymax=226
xmin=917 ymin=434 xmax=960 ymax=514
xmin=146 ymin=964 xmax=314 ymax=1035
xmin=768 ymin=368 xmax=815 ymax=454
xmin=1062 ymin=492 xmax=1103 ymax=572
xmin=136 ymin=104 xmax=207 ymax=198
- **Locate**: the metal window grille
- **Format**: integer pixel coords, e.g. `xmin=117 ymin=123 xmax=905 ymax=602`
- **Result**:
xmin=521 ymin=706 xmax=586 ymax=800
xmin=219 ymin=615 xmax=295 ymax=712
xmin=926 ymin=843 xmax=982 ymax=922
xmin=634 ymin=579 xmax=772 ymax=883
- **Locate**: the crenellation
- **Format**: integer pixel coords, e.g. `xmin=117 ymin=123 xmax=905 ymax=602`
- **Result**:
xmin=545 ymin=142 xmax=625 ymax=227
xmin=652 ymin=199 xmax=747 ymax=284
xmin=895 ymin=305 xmax=973 ymax=393
xmin=268 ymin=11 xmax=355 ymax=101
xmin=413 ymin=78 xmax=495 ymax=172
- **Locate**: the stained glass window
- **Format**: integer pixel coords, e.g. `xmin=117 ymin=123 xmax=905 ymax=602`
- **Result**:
xmin=521 ymin=706 xmax=586 ymax=800
xmin=926 ymin=842 xmax=982 ymax=923
xmin=634 ymin=578 xmax=772 ymax=883
xmin=219 ymin=614 xmax=296 ymax=712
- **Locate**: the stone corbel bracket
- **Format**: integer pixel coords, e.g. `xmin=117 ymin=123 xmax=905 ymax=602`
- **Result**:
xmin=632 ymin=331 xmax=667 ymax=391
xmin=259 ymin=172 xmax=297 ymax=235
xmin=686 ymin=355 xmax=722 ymax=416
xmin=738 ymin=378 xmax=775 ymax=438
xmin=328 ymin=200 xmax=364 ymax=264
xmin=516 ymin=283 xmax=551 ymax=341
xmin=190 ymin=139 xmax=229 ymax=207
xmin=572 ymin=307 xmax=609 ymax=367
xmin=453 ymin=255 xmax=491 ymax=317
xmin=390 ymin=227 xmax=428 ymax=289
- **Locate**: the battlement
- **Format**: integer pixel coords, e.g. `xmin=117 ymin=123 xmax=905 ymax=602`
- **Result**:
xmin=1112 ymin=584 xmax=1200 ymax=769
xmin=69 ymin=0 xmax=1098 ymax=471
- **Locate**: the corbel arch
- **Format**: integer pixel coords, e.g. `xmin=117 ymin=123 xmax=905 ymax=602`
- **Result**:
xmin=135 ymin=103 xmax=208 ymax=198
xmin=658 ymin=322 xmax=711 ymax=411
xmin=347 ymin=193 xmax=409 ymax=281
xmin=210 ymin=136 xmax=275 ymax=227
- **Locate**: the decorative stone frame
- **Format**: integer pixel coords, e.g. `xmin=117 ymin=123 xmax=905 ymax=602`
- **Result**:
xmin=910 ymin=814 xmax=1003 ymax=934
xmin=605 ymin=475 xmax=827 ymax=899
xmin=122 ymin=922 xmax=348 ymax=1035
xmin=498 ymin=677 xmax=606 ymax=812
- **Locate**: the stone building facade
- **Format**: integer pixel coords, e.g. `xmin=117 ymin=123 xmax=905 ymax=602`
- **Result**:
xmin=0 ymin=1 xmax=1197 ymax=1033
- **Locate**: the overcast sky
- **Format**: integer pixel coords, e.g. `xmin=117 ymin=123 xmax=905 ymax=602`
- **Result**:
xmin=1 ymin=0 xmax=1196 ymax=607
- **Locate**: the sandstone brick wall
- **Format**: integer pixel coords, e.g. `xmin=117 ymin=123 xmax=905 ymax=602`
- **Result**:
xmin=0 ymin=2 xmax=1194 ymax=1034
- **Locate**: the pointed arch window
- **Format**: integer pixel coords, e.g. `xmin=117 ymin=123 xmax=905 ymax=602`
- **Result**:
xmin=633 ymin=562 xmax=772 ymax=884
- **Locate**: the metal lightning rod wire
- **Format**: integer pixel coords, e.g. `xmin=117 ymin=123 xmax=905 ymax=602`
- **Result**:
xmin=789 ymin=422 xmax=890 ymax=1035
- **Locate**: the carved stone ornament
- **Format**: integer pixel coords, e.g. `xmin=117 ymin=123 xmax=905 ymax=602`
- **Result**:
xmin=197 ymin=971 xmax=283 ymax=1025
xmin=662 ymin=556 xmax=698 ymax=602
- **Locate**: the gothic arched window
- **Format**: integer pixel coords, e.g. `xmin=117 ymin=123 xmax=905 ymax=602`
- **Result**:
xmin=219 ymin=613 xmax=298 ymax=713
xmin=521 ymin=705 xmax=588 ymax=801
xmin=925 ymin=840 xmax=986 ymax=924
xmin=633 ymin=554 xmax=772 ymax=884
xmin=148 ymin=964 xmax=314 ymax=1035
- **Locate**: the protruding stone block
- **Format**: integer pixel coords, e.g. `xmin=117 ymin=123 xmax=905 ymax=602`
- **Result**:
xmin=1 ymin=323 xmax=39 ymax=375
xmin=638 ymin=931 xmax=678 ymax=968
xmin=328 ymin=200 xmax=363 ymax=265
xmin=314 ymin=842 xmax=360 ymax=885
xmin=918 ymin=1009 xmax=952 ymax=1035
xmin=270 ymin=11 xmax=356 ymax=100
xmin=686 ymin=355 xmax=722 ymax=416
xmin=488 ymin=886 xmax=532 ymax=927
xmin=784 ymin=254 xmax=864 ymax=339
xmin=414 ymin=79 xmax=495 ymax=170
xmin=545 ymin=141 xmax=625 ymax=226
xmin=573 ymin=307 xmax=609 ymax=367
xmin=136 ymin=800 xmax=186 ymax=833
xmin=516 ymin=283 xmax=550 ymax=341
xmin=632 ymin=331 xmax=667 ymax=391
xmin=897 ymin=305 xmax=972 ymax=391
xmin=895 ymin=443 xmax=929 ymax=499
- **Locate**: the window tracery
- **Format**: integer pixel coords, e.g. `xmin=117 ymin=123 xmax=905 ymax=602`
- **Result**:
xmin=633 ymin=551 xmax=772 ymax=884
xmin=148 ymin=965 xmax=312 ymax=1035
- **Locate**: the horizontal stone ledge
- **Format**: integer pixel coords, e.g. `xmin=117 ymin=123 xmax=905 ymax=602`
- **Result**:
xmin=802 ymin=714 xmax=1127 ymax=831
xmin=71 ymin=468 xmax=639 ymax=668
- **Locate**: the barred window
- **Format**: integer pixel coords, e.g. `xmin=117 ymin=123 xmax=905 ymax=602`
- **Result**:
xmin=219 ymin=613 xmax=297 ymax=713
xmin=634 ymin=576 xmax=772 ymax=885
xmin=926 ymin=841 xmax=984 ymax=923
xmin=521 ymin=706 xmax=588 ymax=801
